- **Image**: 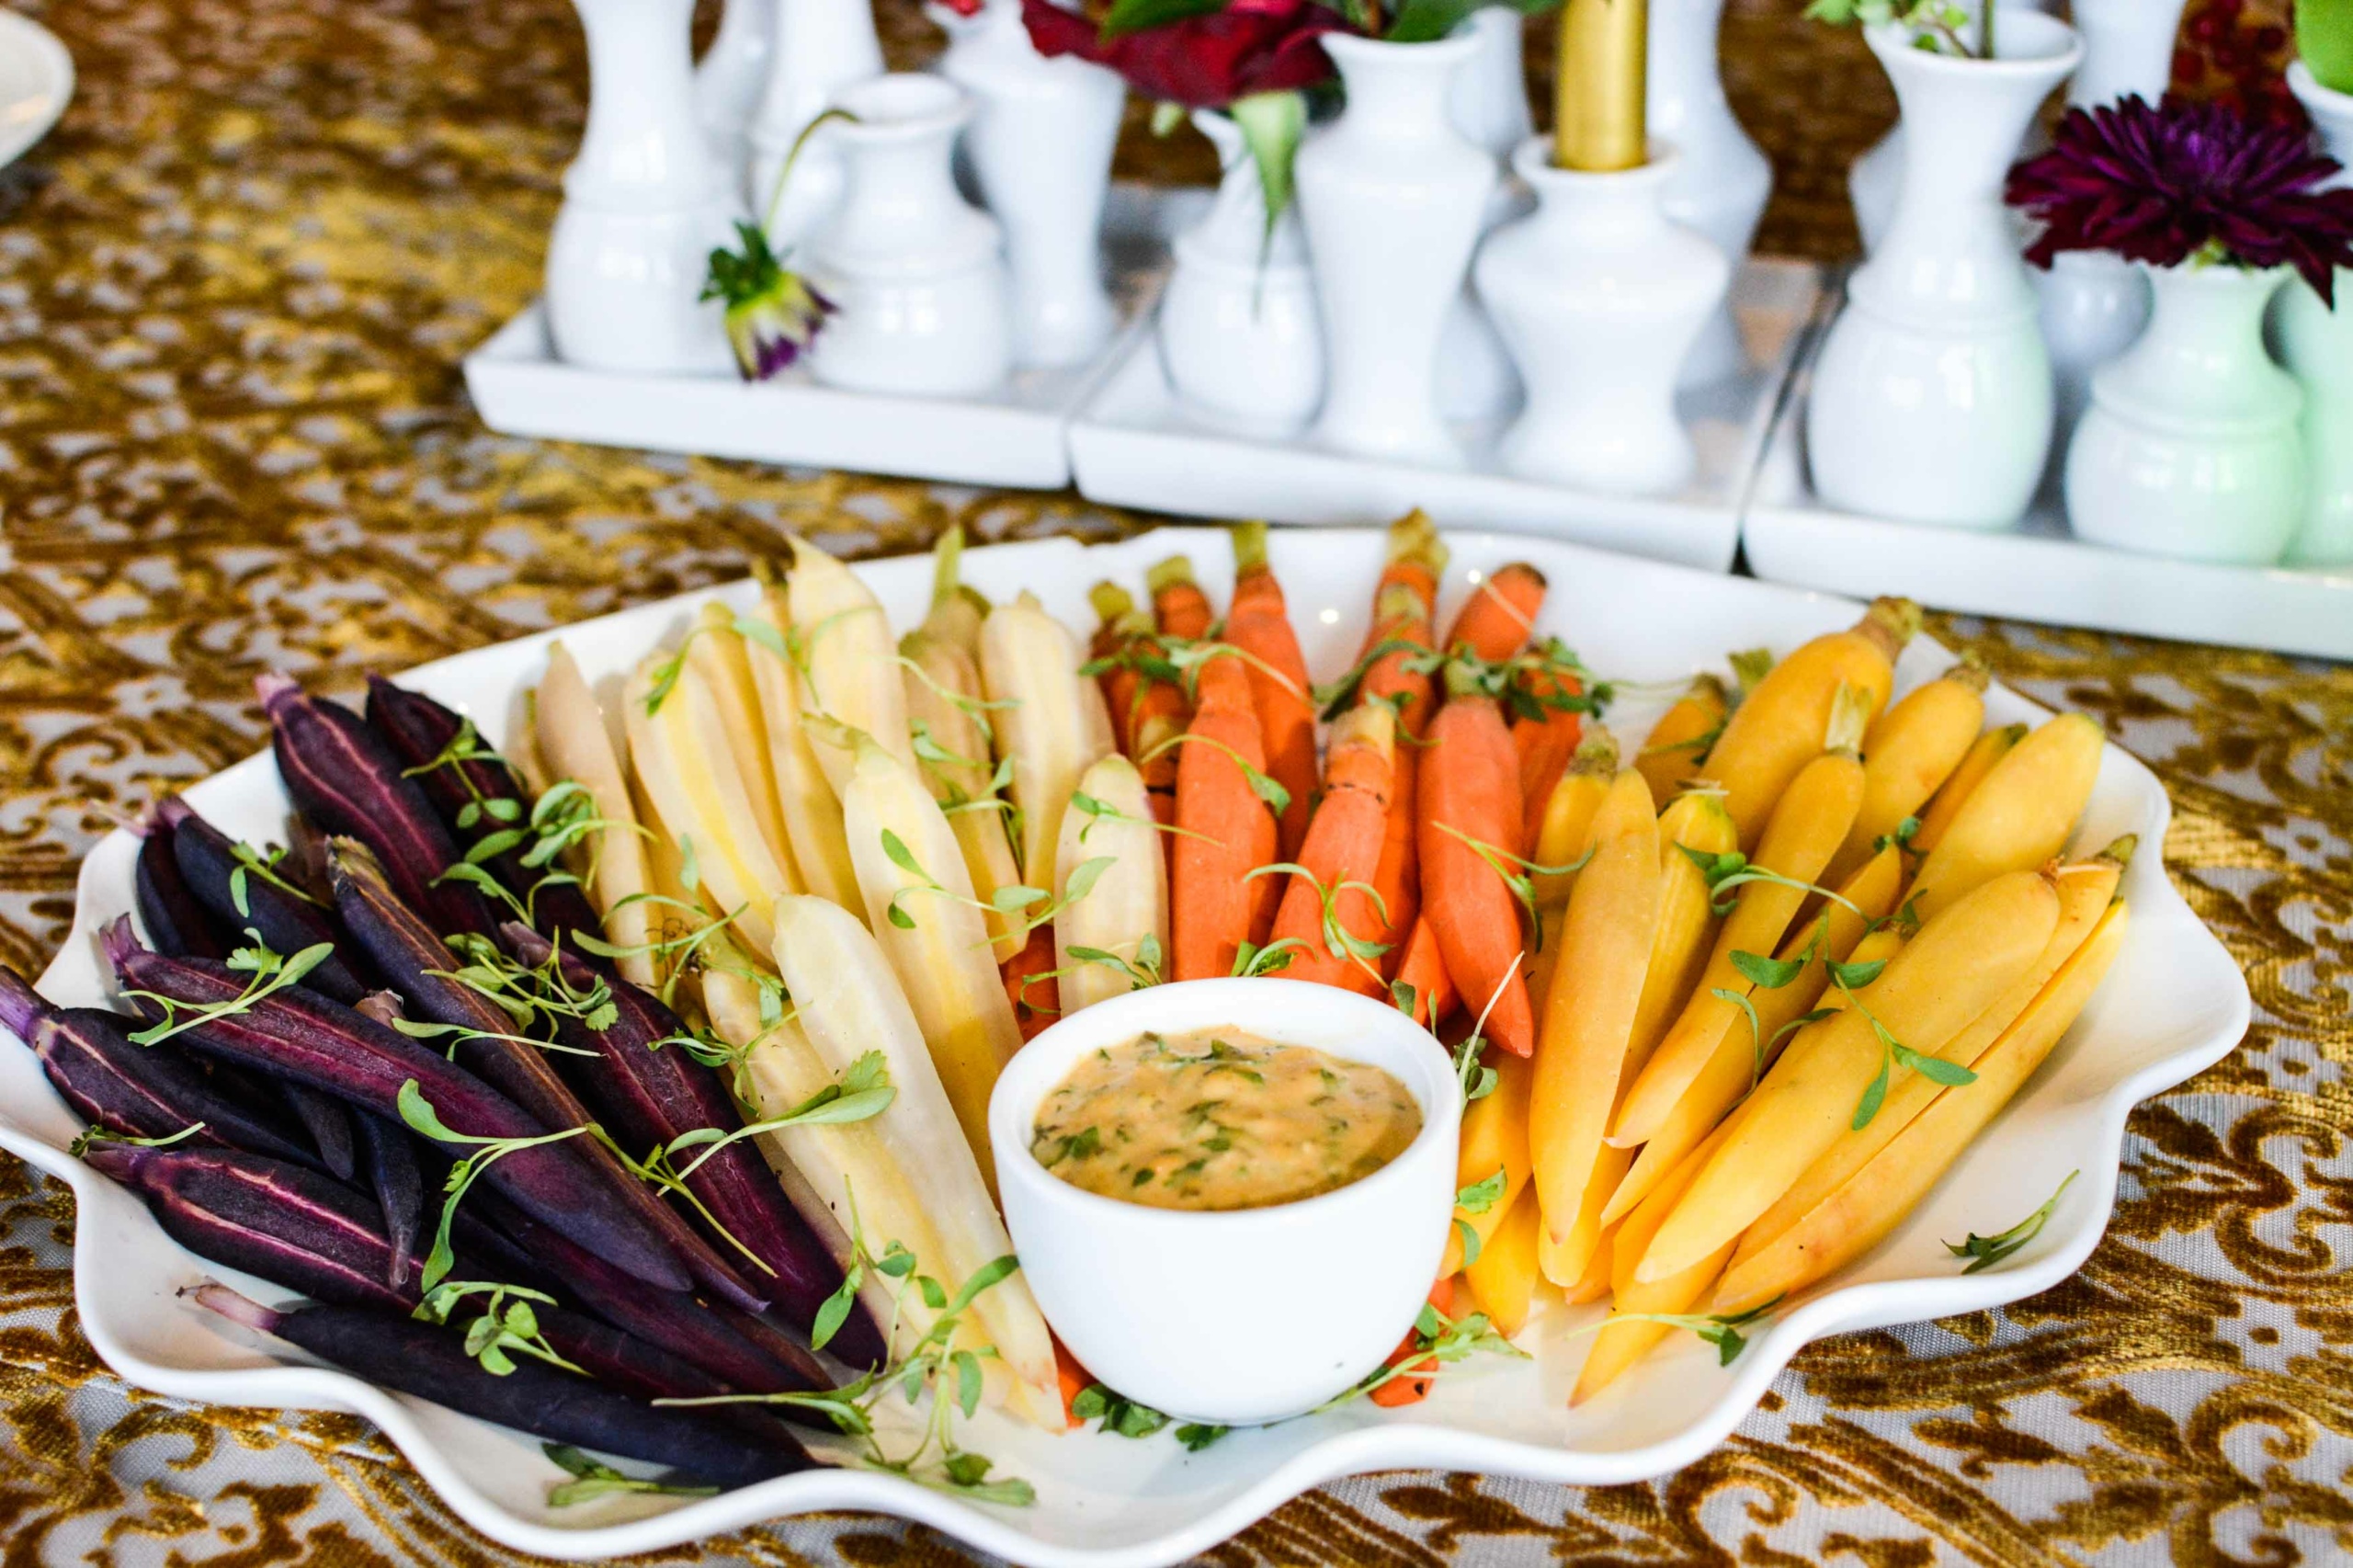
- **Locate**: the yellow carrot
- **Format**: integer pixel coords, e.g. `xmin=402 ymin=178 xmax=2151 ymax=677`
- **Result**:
xmin=1464 ymin=1189 xmax=1545 ymax=1338
xmin=742 ymin=581 xmax=863 ymax=915
xmin=1570 ymin=1118 xmax=1743 ymax=1404
xmin=1624 ymin=792 xmax=1740 ymax=1081
xmin=1824 ymin=657 xmax=1989 ymax=886
xmin=1633 ymin=673 xmax=1730 ymax=802
xmin=787 ymin=538 xmax=915 ymax=792
xmin=1441 ymin=1050 xmax=1532 ymax=1277
xmin=903 ymin=619 xmax=1026 ymax=960
xmin=533 ymin=642 xmax=657 ymax=986
xmin=1910 ymin=722 xmax=2025 ymax=854
xmin=1907 ymin=712 xmax=2104 ymax=920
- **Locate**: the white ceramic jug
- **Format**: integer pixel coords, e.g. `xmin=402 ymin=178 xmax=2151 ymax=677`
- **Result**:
xmin=1649 ymin=0 xmax=1771 ymax=385
xmin=1157 ymin=110 xmax=1324 ymax=430
xmin=2279 ymin=62 xmax=2353 ymax=565
xmin=745 ymin=0 xmax=884 ymax=244
xmin=804 ymin=74 xmax=1014 ymax=397
xmin=1298 ymin=33 xmax=1495 ymax=468
xmin=546 ymin=0 xmax=741 ymax=375
xmin=696 ymin=0 xmax=776 ymax=184
xmin=1807 ymin=12 xmax=2081 ymax=529
xmin=1438 ymin=6 xmax=1530 ymax=423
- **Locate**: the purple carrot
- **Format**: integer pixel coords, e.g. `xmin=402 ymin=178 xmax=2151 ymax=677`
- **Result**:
xmin=353 ymin=1110 xmax=423 ymax=1289
xmin=257 ymin=675 xmax=495 ymax=938
xmin=2 ymin=966 xmax=316 ymax=1165
xmin=193 ymin=1285 xmax=816 ymax=1487
xmin=279 ymin=1081 xmax=358 ymax=1181
xmin=134 ymin=809 xmax=230 ymax=961
xmin=329 ymin=843 xmax=771 ymax=1313
xmin=502 ymin=926 xmax=879 ymax=1362
xmin=472 ymin=1191 xmax=830 ymax=1400
xmin=103 ymin=920 xmax=692 ymax=1294
xmin=363 ymin=676 xmax=606 ymax=944
xmin=160 ymin=798 xmax=371 ymax=1005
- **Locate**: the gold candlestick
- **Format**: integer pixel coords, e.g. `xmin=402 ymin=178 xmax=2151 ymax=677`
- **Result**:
xmin=1553 ymin=0 xmax=1648 ymax=173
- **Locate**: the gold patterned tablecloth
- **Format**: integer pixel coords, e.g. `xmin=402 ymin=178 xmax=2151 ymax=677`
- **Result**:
xmin=1 ymin=0 xmax=2347 ymax=1562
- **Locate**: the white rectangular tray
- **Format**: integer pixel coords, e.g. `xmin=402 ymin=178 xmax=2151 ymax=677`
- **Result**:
xmin=1066 ymin=258 xmax=1824 ymax=573
xmin=461 ymin=184 xmax=1208 ymax=491
xmin=1744 ymin=291 xmax=2353 ymax=661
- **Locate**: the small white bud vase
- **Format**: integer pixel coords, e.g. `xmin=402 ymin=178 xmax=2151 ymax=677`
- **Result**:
xmin=1438 ymin=7 xmax=1530 ymax=423
xmin=1806 ymin=13 xmax=2081 ymax=530
xmin=930 ymin=0 xmax=1125 ymax=369
xmin=1156 ymin=110 xmax=1324 ymax=430
xmin=1476 ymin=142 xmax=1730 ymax=494
xmin=2279 ymin=62 xmax=2353 ymax=565
xmin=2030 ymin=0 xmax=2185 ymax=481
xmin=746 ymin=0 xmax=884 ymax=244
xmin=696 ymin=0 xmax=777 ymax=182
xmin=803 ymin=75 xmax=1014 ymax=397
xmin=2066 ymin=264 xmax=2304 ymax=564
xmin=1298 ymin=32 xmax=1497 ymax=469
xmin=546 ymin=0 xmax=740 ymax=376
xmin=1648 ymin=0 xmax=1772 ymax=385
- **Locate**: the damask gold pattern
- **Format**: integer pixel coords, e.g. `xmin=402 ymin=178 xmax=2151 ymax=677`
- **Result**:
xmin=0 ymin=0 xmax=2346 ymax=1562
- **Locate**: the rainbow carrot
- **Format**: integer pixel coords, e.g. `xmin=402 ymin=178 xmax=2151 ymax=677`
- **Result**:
xmin=1393 ymin=915 xmax=1457 ymax=1029
xmin=1511 ymin=654 xmax=1586 ymax=852
xmin=1270 ymin=705 xmax=1396 ymax=994
xmin=1417 ymin=661 xmax=1535 ymax=1057
xmin=1227 ymin=523 xmax=1318 ymax=859
xmin=1088 ymin=582 xmax=1190 ymax=801
xmin=1002 ymin=927 xmax=1058 ymax=1042
xmin=1359 ymin=576 xmax=1443 ymax=963
xmin=1368 ymin=1276 xmax=1458 ymax=1407
xmin=1147 ymin=555 xmax=1213 ymax=642
xmin=1442 ymin=562 xmax=1545 ymax=664
xmin=1169 ymin=652 xmax=1278 ymax=982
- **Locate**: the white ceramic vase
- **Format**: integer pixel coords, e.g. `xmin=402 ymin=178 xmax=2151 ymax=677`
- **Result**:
xmin=2030 ymin=0 xmax=2185 ymax=480
xmin=2279 ymin=62 xmax=2353 ymax=565
xmin=1438 ymin=7 xmax=1529 ymax=423
xmin=1649 ymin=0 xmax=1770 ymax=385
xmin=696 ymin=0 xmax=776 ymax=183
xmin=1157 ymin=110 xmax=1324 ymax=430
xmin=804 ymin=75 xmax=1014 ymax=397
xmin=1299 ymin=33 xmax=1496 ymax=468
xmin=2066 ymin=264 xmax=2304 ymax=564
xmin=1477 ymin=142 xmax=1730 ymax=494
xmin=1807 ymin=13 xmax=2080 ymax=530
xmin=932 ymin=0 xmax=1125 ymax=369
xmin=546 ymin=0 xmax=741 ymax=375
xmin=745 ymin=0 xmax=884 ymax=246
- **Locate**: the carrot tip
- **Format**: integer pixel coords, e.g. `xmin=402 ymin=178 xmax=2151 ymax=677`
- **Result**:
xmin=1145 ymin=554 xmax=1197 ymax=595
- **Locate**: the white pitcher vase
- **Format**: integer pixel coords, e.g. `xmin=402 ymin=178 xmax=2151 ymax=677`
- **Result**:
xmin=804 ymin=75 xmax=1014 ymax=396
xmin=1298 ymin=32 xmax=1496 ymax=468
xmin=1157 ymin=110 xmax=1324 ymax=430
xmin=932 ymin=0 xmax=1126 ymax=369
xmin=546 ymin=0 xmax=741 ymax=375
xmin=1476 ymin=142 xmax=1730 ymax=493
xmin=696 ymin=0 xmax=777 ymax=185
xmin=1807 ymin=13 xmax=2080 ymax=529
xmin=2279 ymin=62 xmax=2353 ymax=565
xmin=2066 ymin=263 xmax=2304 ymax=564
xmin=1649 ymin=0 xmax=1770 ymax=385
xmin=1438 ymin=6 xmax=1529 ymax=423
xmin=2031 ymin=0 xmax=2187 ymax=481
xmin=746 ymin=0 xmax=884 ymax=245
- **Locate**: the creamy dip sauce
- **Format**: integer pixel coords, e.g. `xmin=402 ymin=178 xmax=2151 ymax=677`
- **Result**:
xmin=1031 ymin=1027 xmax=1421 ymax=1210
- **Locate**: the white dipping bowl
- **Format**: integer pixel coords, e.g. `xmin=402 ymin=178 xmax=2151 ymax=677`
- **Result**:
xmin=990 ymin=978 xmax=1461 ymax=1426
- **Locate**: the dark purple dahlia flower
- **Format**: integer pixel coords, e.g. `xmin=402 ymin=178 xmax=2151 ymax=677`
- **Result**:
xmin=2006 ymin=95 xmax=2353 ymax=306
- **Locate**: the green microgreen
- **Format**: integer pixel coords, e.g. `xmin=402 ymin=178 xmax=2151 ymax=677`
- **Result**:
xmin=1945 ymin=1171 xmax=2077 ymax=1275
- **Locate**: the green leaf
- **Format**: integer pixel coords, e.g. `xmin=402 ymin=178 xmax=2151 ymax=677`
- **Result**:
xmin=810 ymin=1267 xmax=861 ymax=1352
xmin=1730 ymin=949 xmax=1805 ymax=990
xmin=1711 ymin=987 xmax=1767 ymax=1076
xmin=1827 ymin=956 xmax=1888 ymax=990
xmin=1453 ymin=1216 xmax=1483 ymax=1267
xmin=1945 ymin=1170 xmax=2077 ymax=1274
xmin=992 ymin=884 xmax=1050 ymax=912
xmin=1851 ymin=1055 xmax=1891 ymax=1131
xmin=1382 ymin=0 xmax=1480 ymax=40
xmin=880 ymin=828 xmax=923 ymax=876
xmin=946 ymin=1255 xmax=1019 ymax=1319
xmin=1097 ymin=0 xmax=1222 ymax=38
xmin=542 ymin=1443 xmax=719 ymax=1508
xmin=953 ymin=1349 xmax=984 ymax=1418
xmin=1898 ymin=1047 xmax=1980 ymax=1087
xmin=1677 ymin=844 xmax=1747 ymax=886
xmin=1229 ymin=90 xmax=1307 ymax=252
xmin=1455 ymin=1168 xmax=1506 ymax=1216
xmin=1176 ymin=1422 xmax=1229 ymax=1451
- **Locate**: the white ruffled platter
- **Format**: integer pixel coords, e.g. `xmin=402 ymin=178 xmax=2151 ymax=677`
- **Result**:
xmin=1743 ymin=294 xmax=2353 ymax=661
xmin=1068 ymin=261 xmax=1823 ymax=574
xmin=6 ymin=526 xmax=2247 ymax=1567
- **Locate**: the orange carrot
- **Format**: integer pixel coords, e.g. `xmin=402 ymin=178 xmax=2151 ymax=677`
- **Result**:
xmin=1369 ymin=1276 xmax=1458 ymax=1407
xmin=1417 ymin=661 xmax=1536 ymax=1057
xmin=1512 ymin=656 xmax=1586 ymax=852
xmin=1270 ymin=705 xmax=1396 ymax=994
xmin=1226 ymin=523 xmax=1317 ymax=859
xmin=1170 ymin=652 xmax=1279 ymax=981
xmin=1376 ymin=508 xmax=1449 ymax=622
xmin=1147 ymin=554 xmax=1213 ymax=642
xmin=1052 ymin=1335 xmax=1092 ymax=1429
xmin=1088 ymin=582 xmax=1189 ymax=801
xmin=1442 ymin=562 xmax=1546 ymax=664
xmin=1393 ymin=915 xmax=1457 ymax=1028
xmin=1358 ymin=579 xmax=1442 ymax=965
xmin=1002 ymin=926 xmax=1057 ymax=1041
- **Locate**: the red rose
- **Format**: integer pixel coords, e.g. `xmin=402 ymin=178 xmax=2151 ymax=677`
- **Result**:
xmin=1019 ymin=0 xmax=1350 ymax=109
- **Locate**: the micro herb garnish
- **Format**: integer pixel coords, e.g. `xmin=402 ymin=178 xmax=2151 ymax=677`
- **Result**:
xmin=656 ymin=1051 xmax=893 ymax=1185
xmin=1838 ymin=950 xmax=1976 ymax=1131
xmin=389 ymin=1015 xmax=598 ymax=1063
xmin=909 ymin=718 xmax=990 ymax=778
xmin=1134 ymin=729 xmax=1291 ymax=818
xmin=1176 ymin=1423 xmax=1229 ymax=1450
xmin=434 ymin=930 xmax=620 ymax=1034
xmin=415 ymin=1280 xmax=585 ymax=1377
xmin=1449 ymin=953 xmax=1523 ymax=1105
xmin=896 ymin=653 xmax=1018 ymax=748
xmin=395 ymin=1079 xmax=597 ymax=1292
xmin=1452 ymin=1168 xmax=1506 ymax=1266
xmin=69 ymin=1120 xmax=205 ymax=1158
xmin=1070 ymin=789 xmax=1214 ymax=846
xmin=574 ymin=890 xmax=747 ymax=1009
xmin=1230 ymin=937 xmax=1305 ymax=979
xmin=877 ymin=827 xmax=1113 ymax=949
xmin=1563 ymin=1297 xmax=1785 ymax=1367
xmin=542 ymin=1443 xmax=719 ymax=1509
xmin=1244 ymin=861 xmax=1393 ymax=983
xmin=1946 ymin=1170 xmax=2077 ymax=1275
xmin=1072 ymin=1383 xmax=1170 ymax=1439
xmin=1875 ymin=814 xmax=1924 ymax=856
xmin=226 ymin=839 xmax=320 ymax=915
xmin=658 ymin=1182 xmax=1036 ymax=1507
xmin=1309 ymin=634 xmax=1434 ymax=722
xmin=1806 ymin=0 xmax=1985 ymax=57
xmin=1677 ymin=846 xmax=1863 ymax=922
xmin=125 ymin=937 xmax=336 ymax=1049
xmin=399 ymin=715 xmax=522 ymax=832
xmin=1315 ymin=1299 xmax=1528 ymax=1411
xmin=1064 ymin=933 xmax=1165 ymax=991
xmin=1432 ymin=822 xmax=1588 ymax=938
